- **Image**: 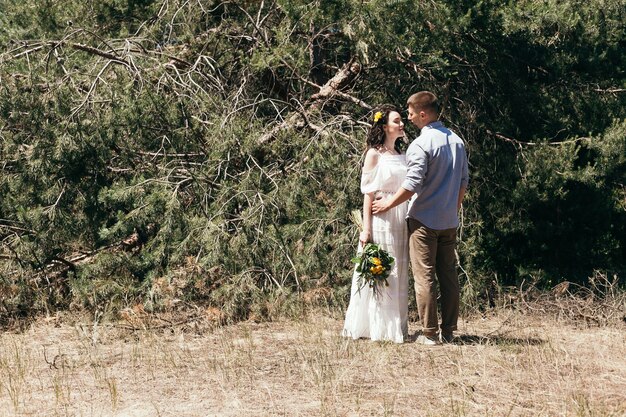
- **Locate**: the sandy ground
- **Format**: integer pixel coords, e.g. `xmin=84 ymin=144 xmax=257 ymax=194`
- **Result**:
xmin=0 ymin=310 xmax=625 ymax=417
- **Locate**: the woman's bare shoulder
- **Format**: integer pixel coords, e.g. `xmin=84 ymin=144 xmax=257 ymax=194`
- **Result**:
xmin=363 ymin=148 xmax=379 ymax=171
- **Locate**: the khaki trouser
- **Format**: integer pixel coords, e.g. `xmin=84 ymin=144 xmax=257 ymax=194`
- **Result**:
xmin=407 ymin=218 xmax=459 ymax=337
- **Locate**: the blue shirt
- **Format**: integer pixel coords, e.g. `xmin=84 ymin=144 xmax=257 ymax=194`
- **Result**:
xmin=401 ymin=121 xmax=469 ymax=230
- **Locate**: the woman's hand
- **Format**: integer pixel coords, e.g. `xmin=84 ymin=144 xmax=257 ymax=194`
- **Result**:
xmin=359 ymin=231 xmax=371 ymax=246
xmin=371 ymin=196 xmax=389 ymax=214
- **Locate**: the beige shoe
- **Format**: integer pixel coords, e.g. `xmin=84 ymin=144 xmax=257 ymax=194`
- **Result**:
xmin=416 ymin=334 xmax=440 ymax=346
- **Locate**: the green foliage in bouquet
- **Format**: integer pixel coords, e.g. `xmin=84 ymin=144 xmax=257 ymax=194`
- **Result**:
xmin=351 ymin=243 xmax=395 ymax=299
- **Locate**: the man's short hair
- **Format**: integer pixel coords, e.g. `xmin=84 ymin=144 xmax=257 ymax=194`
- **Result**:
xmin=407 ymin=91 xmax=439 ymax=114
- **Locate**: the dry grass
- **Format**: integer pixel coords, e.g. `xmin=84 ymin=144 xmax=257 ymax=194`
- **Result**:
xmin=0 ymin=306 xmax=625 ymax=417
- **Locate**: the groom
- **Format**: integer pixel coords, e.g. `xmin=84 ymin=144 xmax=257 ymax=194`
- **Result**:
xmin=372 ymin=91 xmax=468 ymax=345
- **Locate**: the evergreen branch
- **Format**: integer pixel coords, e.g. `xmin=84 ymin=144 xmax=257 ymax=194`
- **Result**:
xmin=460 ymin=32 xmax=550 ymax=76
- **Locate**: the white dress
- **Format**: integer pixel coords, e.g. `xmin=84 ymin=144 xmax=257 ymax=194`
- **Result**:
xmin=342 ymin=153 xmax=409 ymax=343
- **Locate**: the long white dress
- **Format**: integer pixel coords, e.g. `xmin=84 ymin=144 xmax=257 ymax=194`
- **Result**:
xmin=342 ymin=153 xmax=409 ymax=343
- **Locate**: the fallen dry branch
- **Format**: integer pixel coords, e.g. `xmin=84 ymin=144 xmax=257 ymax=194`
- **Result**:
xmin=511 ymin=274 xmax=626 ymax=326
xmin=1 ymin=225 xmax=158 ymax=286
xmin=67 ymin=42 xmax=131 ymax=68
xmin=258 ymin=59 xmax=369 ymax=145
xmin=486 ymin=129 xmax=591 ymax=147
xmin=7 ymin=40 xmax=132 ymax=68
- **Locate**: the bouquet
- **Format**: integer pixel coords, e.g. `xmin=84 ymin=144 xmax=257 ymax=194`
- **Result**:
xmin=349 ymin=210 xmax=395 ymax=298
xmin=351 ymin=242 xmax=395 ymax=299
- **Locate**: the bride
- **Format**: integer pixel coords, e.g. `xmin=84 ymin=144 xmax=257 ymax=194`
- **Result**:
xmin=342 ymin=105 xmax=409 ymax=343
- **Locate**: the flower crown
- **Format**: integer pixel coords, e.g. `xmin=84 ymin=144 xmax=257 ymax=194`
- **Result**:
xmin=373 ymin=111 xmax=384 ymax=124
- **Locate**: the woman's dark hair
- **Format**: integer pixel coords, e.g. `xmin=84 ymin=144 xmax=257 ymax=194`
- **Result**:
xmin=366 ymin=104 xmax=405 ymax=153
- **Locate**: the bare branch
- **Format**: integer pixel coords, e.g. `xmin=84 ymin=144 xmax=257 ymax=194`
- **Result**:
xmin=67 ymin=42 xmax=131 ymax=68
xmin=258 ymin=59 xmax=370 ymax=145
xmin=486 ymin=130 xmax=591 ymax=147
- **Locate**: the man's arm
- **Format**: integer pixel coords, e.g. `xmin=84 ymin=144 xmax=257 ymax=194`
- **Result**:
xmin=371 ymin=187 xmax=413 ymax=214
xmin=457 ymin=185 xmax=466 ymax=211
xmin=373 ymin=142 xmax=427 ymax=214
xmin=458 ymin=144 xmax=469 ymax=211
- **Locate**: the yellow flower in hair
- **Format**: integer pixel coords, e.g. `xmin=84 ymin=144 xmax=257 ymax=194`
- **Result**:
xmin=373 ymin=111 xmax=383 ymax=123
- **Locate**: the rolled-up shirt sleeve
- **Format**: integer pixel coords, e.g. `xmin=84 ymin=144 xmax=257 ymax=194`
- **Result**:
xmin=402 ymin=143 xmax=428 ymax=194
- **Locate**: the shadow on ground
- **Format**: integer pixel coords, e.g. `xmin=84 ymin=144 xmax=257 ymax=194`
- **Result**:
xmin=406 ymin=332 xmax=544 ymax=346
xmin=455 ymin=334 xmax=544 ymax=346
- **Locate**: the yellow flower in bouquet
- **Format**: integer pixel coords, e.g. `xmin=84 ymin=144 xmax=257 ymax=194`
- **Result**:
xmin=352 ymin=243 xmax=394 ymax=298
